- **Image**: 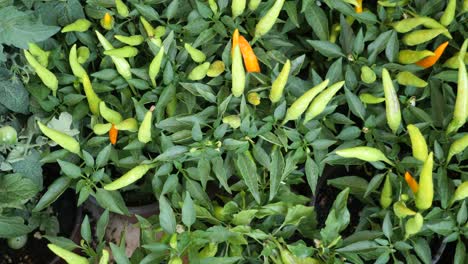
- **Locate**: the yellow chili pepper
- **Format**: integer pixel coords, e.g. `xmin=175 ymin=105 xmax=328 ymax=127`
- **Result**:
xmin=100 ymin=13 xmax=114 ymax=30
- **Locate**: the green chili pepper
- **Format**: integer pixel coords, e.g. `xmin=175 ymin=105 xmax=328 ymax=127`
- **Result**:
xmin=222 ymin=115 xmax=241 ymax=129
xmin=382 ymin=68 xmax=401 ymax=134
xmin=378 ymin=0 xmax=409 ymax=7
xmin=232 ymin=0 xmax=246 ymax=18
xmin=231 ymin=45 xmax=246 ymax=97
xmin=24 ymin=50 xmax=58 ymax=96
xmin=166 ymin=95 xmax=177 ymax=117
xmin=138 ymin=106 xmax=155 ymax=143
xmin=33 ymin=176 xmax=71 ymax=212
xmin=199 ymin=242 xmax=218 ymax=257
xmin=398 ymin=50 xmax=435 ymax=64
xmin=269 ymin=59 xmax=291 ymax=103
xmin=98 ymin=249 xmax=109 ymax=264
xmin=77 ymin=46 xmax=90 ymax=64
xmin=154 ymin=26 xmax=166 ymax=38
xmin=83 ymin=74 xmax=102 ymax=116
xmin=447 ymin=134 xmax=468 ymax=163
xmin=184 ymin=43 xmax=206 ymax=63
xmin=37 ymin=121 xmax=80 ymax=155
xmin=254 ymin=0 xmax=285 ymax=39
xmin=449 ymin=181 xmax=468 ymax=206
xmin=359 ymin=93 xmax=385 ymax=104
xmin=207 ymin=60 xmax=225 ymax=77
xmin=360 ymin=66 xmax=376 ymax=84
xmin=405 ymin=213 xmax=423 ymax=238
xmin=48 ymin=244 xmax=88 ymax=264
xmin=93 ymin=123 xmax=112 ymax=135
xmin=392 ymin=17 xmax=446 ymax=33
xmin=397 ymin=71 xmax=427 ymax=88
xmin=415 ymin=152 xmax=434 ymax=210
xmin=440 ymin=0 xmax=456 ymax=26
xmin=249 ymin=0 xmax=261 ymax=11
xmin=393 ymin=201 xmax=416 ymax=218
xmin=188 ymin=62 xmax=211 ymax=81
xmin=115 ymin=0 xmax=129 ymax=17
xmin=402 ymin=29 xmax=448 ymax=46
xmin=140 ymin=16 xmax=154 ymax=37
xmin=304 ymin=80 xmax=345 ymax=123
xmin=149 ymin=46 xmax=165 ymax=88
xmin=69 ymin=44 xmax=87 ymax=80
xmin=104 ymin=163 xmax=157 ymax=190
xmin=443 ymin=52 xmax=468 ymax=69
xmin=114 ymin=35 xmax=144 ymax=46
xmin=28 ymin=43 xmax=50 ymax=67
xmin=407 ymin=124 xmax=428 ymax=162
xmin=335 ymin=146 xmax=394 ymax=166
xmin=168 ymin=257 xmax=183 ymax=264
xmin=103 ymin=46 xmax=139 ymax=58
xmin=99 ymin=101 xmax=123 ymax=124
xmin=61 ymin=19 xmax=92 ymax=33
xmin=283 ymin=79 xmax=329 ymax=124
xmin=464 ymin=0 xmax=468 ymax=12
xmin=380 ymin=174 xmax=392 ymax=209
xmin=95 ymin=30 xmax=132 ymax=80
xmin=208 ymin=0 xmax=218 ymax=14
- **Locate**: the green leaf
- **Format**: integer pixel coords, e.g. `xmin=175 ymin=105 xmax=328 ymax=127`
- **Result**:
xmin=236 ymin=151 xmax=261 ymax=204
xmin=182 ymin=192 xmax=195 ymax=228
xmin=283 ymin=205 xmax=314 ymax=226
xmin=0 ymin=173 xmax=38 ymax=208
xmin=11 ymin=150 xmax=43 ymax=188
xmin=304 ymin=3 xmax=329 ymax=40
xmin=305 ymin=156 xmax=319 ymax=196
xmin=81 ymin=215 xmax=91 ymax=243
xmin=211 ymin=156 xmax=231 ymax=193
xmin=96 ymin=209 xmax=109 ymax=243
xmin=320 ymin=188 xmax=350 ymax=244
xmin=345 ymin=88 xmax=366 ymax=120
xmin=159 ymin=195 xmax=176 ymax=234
xmin=269 ymin=147 xmax=284 ymax=201
xmin=0 ymin=216 xmax=32 ymax=238
xmin=0 ymin=69 xmax=29 ymax=114
xmin=307 ymin=40 xmax=344 ymax=58
xmin=95 ymin=189 xmax=129 ymax=215
xmin=96 ymin=144 xmax=112 ymax=169
xmin=110 ymin=242 xmax=131 ymax=264
xmin=57 ymin=159 xmax=81 ymax=179
xmin=412 ymin=238 xmax=431 ymax=264
xmin=232 ymin=209 xmax=258 ymax=226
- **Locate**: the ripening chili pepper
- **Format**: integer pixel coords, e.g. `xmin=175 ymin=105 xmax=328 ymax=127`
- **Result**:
xmin=249 ymin=0 xmax=261 ymax=11
xmin=447 ymin=134 xmax=468 ymax=163
xmin=149 ymin=46 xmax=165 ymax=88
xmin=37 ymin=121 xmax=81 ymax=155
xmin=405 ymin=213 xmax=423 ymax=238
xmin=393 ymin=201 xmax=416 ymax=218
xmin=238 ymin=35 xmax=261 ymax=73
xmin=382 ymin=68 xmax=401 ymax=134
xmin=98 ymin=249 xmax=109 ymax=264
xmin=380 ymin=174 xmax=392 ymax=209
xmin=188 ymin=62 xmax=210 ymax=81
xmin=100 ymin=13 xmax=114 ymax=30
xmin=104 ymin=163 xmax=157 ymax=190
xmin=283 ymin=79 xmax=329 ymax=124
xmin=335 ymin=146 xmax=394 ymax=166
xmin=199 ymin=243 xmax=218 ymax=258
xmin=269 ymin=59 xmax=291 ymax=103
xmin=140 ymin=17 xmax=154 ymax=37
xmin=184 ymin=43 xmax=206 ymax=63
xmin=48 ymin=244 xmax=88 ymax=264
xmin=115 ymin=35 xmax=144 ymax=46
xmin=360 ymin=66 xmax=376 ymax=84
xmin=103 ymin=46 xmax=139 ymax=58
xmin=24 ymin=50 xmax=58 ymax=96
xmin=95 ymin=30 xmax=132 ymax=80
xmin=404 ymin=171 xmax=419 ymax=193
xmin=254 ymin=0 xmax=285 ymax=39
xmin=69 ymin=44 xmax=87 ymax=80
xmin=28 ymin=43 xmax=50 ymax=67
xmin=415 ymin=152 xmax=434 ymax=210
xmin=355 ymin=0 xmax=363 ymax=13
xmin=359 ymin=93 xmax=385 ymax=104
xmin=449 ymin=181 xmax=468 ymax=206
xmin=115 ymin=0 xmax=129 ymax=17
xmin=440 ymin=0 xmax=456 ymax=26
xmin=232 ymin=29 xmax=240 ymax=58
xmin=247 ymin=92 xmax=261 ymax=106
xmin=407 ymin=125 xmax=428 ymax=162
xmin=303 ymin=80 xmax=344 ymax=123
xmin=232 ymin=0 xmax=246 ymax=18
xmin=109 ymin=124 xmax=118 ymax=145
xmin=138 ymin=105 xmax=155 ymax=143
xmin=231 ymin=44 xmax=246 ymax=97
xmin=402 ymin=29 xmax=448 ymax=46
xmin=222 ymin=115 xmax=241 ymax=129
xmin=77 ymin=46 xmax=90 ymax=64
xmin=61 ymin=18 xmax=91 ymax=33
xmin=207 ymin=60 xmax=225 ymax=77
xmin=398 ymin=50 xmax=435 ymax=64
xmin=415 ymin=41 xmax=449 ymax=68
xmin=82 ymin=74 xmax=102 ymax=116
xmin=397 ymin=71 xmax=428 ymax=88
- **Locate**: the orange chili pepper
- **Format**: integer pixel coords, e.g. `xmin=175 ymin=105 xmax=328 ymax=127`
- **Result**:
xmin=405 ymin=171 xmax=419 ymax=193
xmin=232 ymin=29 xmax=240 ymax=58
xmin=109 ymin=124 xmax=118 ymax=145
xmin=416 ymin=41 xmax=449 ymax=68
xmin=238 ymin=35 xmax=261 ymax=73
xmin=355 ymin=0 xmax=363 ymax=13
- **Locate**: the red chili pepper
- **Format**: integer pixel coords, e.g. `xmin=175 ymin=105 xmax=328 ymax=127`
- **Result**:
xmin=109 ymin=124 xmax=118 ymax=145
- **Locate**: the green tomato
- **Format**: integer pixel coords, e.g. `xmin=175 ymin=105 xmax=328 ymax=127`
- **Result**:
xmin=7 ymin=235 xmax=28 ymax=249
xmin=0 ymin=125 xmax=17 ymax=144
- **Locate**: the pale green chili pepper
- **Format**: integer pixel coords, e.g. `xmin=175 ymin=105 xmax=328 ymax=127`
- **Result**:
xmin=77 ymin=46 xmax=90 ymax=64
xmin=184 ymin=43 xmax=206 ymax=63
xmin=380 ymin=174 xmax=392 ymax=209
xmin=443 ymin=52 xmax=468 ymax=69
xmin=447 ymin=134 xmax=468 ymax=163
xmin=28 ymin=43 xmax=50 ymax=67
xmin=115 ymin=0 xmax=129 ymax=17
xmin=392 ymin=17 xmax=444 ymax=33
xmin=138 ymin=105 xmax=155 ymax=143
xmin=359 ymin=93 xmax=385 ymax=104
xmin=48 ymin=244 xmax=88 ymax=264
xmin=114 ymin=118 xmax=138 ymax=131
xmin=188 ymin=62 xmax=210 ymax=81
xmin=398 ymin=50 xmax=435 ymax=64
xmin=104 ymin=163 xmax=157 ymax=190
xmin=407 ymin=124 xmax=428 ymax=162
xmin=231 ymin=45 xmax=246 ymax=97
xmin=103 ymin=46 xmax=139 ymax=58
xmin=154 ymin=26 xmax=166 ymax=38
xmin=335 ymin=146 xmax=394 ymax=166
xmin=397 ymin=71 xmax=427 ymax=88
xmin=449 ymin=181 xmax=468 ymax=206
xmin=83 ymin=74 xmax=102 ymax=116
xmin=37 ymin=121 xmax=81 ymax=155
xmin=249 ymin=0 xmax=262 ymax=11
xmin=283 ymin=79 xmax=330 ymax=124
xmin=199 ymin=243 xmax=218 ymax=258
xmin=269 ymin=59 xmax=291 ymax=103
xmin=98 ymin=249 xmax=109 ymax=264
xmin=232 ymin=0 xmax=246 ymax=18
xmin=208 ymin=0 xmax=218 ymax=14
xmin=393 ymin=201 xmax=416 ymax=218
xmin=254 ymin=0 xmax=285 ymax=39
xmin=415 ymin=152 xmax=434 ymax=210
xmin=222 ymin=115 xmax=241 ymax=129
xmin=360 ymin=66 xmax=376 ymax=84
xmin=99 ymin=101 xmax=123 ymax=124
xmin=303 ymin=80 xmax=345 ymax=123
xmin=95 ymin=30 xmax=132 ymax=80
xmin=61 ymin=19 xmax=92 ymax=33
xmin=440 ymin=0 xmax=456 ymax=26
xmin=140 ymin=16 xmax=154 ymax=37
xmin=24 ymin=50 xmax=58 ymax=96
xmin=405 ymin=213 xmax=423 ymax=238
xmin=114 ymin=35 xmax=144 ymax=46
xmin=207 ymin=60 xmax=225 ymax=77
xmin=69 ymin=44 xmax=87 ymax=80
xmin=402 ymin=29 xmax=448 ymax=46
xmin=149 ymin=46 xmax=165 ymax=88
xmin=382 ymin=68 xmax=401 ymax=134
